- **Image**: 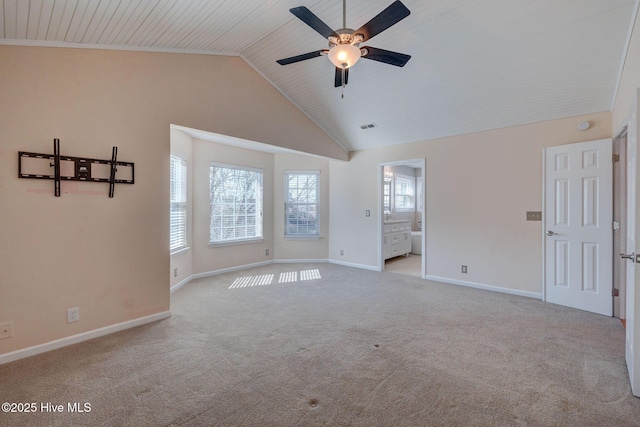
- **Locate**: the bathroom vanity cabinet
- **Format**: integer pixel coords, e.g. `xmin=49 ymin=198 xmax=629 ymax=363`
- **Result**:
xmin=383 ymin=221 xmax=412 ymax=260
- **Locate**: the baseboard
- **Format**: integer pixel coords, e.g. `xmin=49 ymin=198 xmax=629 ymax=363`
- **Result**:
xmin=190 ymin=261 xmax=274 ymax=281
xmin=175 ymin=263 xmax=540 ymax=301
xmin=176 ymin=259 xmax=332 ymax=291
xmin=425 ymin=275 xmax=542 ymax=300
xmin=170 ymin=276 xmax=193 ymax=293
xmin=274 ymin=259 xmax=329 ymax=264
xmin=0 ymin=311 xmax=172 ymax=366
xmin=329 ymin=259 xmax=382 ymax=272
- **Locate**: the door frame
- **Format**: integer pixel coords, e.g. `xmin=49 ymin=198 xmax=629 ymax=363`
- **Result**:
xmin=378 ymin=158 xmax=426 ymax=278
xmin=613 ymin=130 xmax=628 ymax=319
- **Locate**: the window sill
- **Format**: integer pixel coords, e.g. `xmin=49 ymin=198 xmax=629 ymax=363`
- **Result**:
xmin=170 ymin=247 xmax=191 ymax=256
xmin=209 ymin=238 xmax=264 ymax=247
xmin=284 ymin=235 xmax=322 ymax=241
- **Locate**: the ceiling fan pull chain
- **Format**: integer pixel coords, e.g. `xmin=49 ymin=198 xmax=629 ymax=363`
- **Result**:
xmin=341 ymin=68 xmax=346 ymax=99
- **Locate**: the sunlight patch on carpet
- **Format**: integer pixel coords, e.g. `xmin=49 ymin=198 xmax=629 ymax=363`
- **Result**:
xmin=228 ymin=269 xmax=322 ymax=289
xmin=300 ymin=269 xmax=321 ymax=281
xmin=279 ymin=271 xmax=298 ymax=283
xmin=229 ymin=274 xmax=274 ymax=289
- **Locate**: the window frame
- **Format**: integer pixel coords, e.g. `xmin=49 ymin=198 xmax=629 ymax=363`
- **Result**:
xmin=170 ymin=155 xmax=188 ymax=254
xmin=284 ymin=170 xmax=320 ymax=239
xmin=416 ymin=176 xmax=423 ymax=213
xmin=209 ymin=162 xmax=264 ymax=245
xmin=394 ymin=173 xmax=416 ymax=212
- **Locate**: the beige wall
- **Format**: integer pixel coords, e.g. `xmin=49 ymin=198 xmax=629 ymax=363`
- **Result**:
xmin=329 ymin=112 xmax=612 ymax=295
xmin=0 ymin=45 xmax=345 ymax=356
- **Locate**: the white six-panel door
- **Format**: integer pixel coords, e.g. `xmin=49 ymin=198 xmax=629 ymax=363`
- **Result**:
xmin=545 ymin=139 xmax=613 ymax=316
xmin=625 ymin=109 xmax=638 ymax=394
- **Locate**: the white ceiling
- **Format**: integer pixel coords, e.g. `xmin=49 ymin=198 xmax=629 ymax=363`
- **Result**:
xmin=1 ymin=0 xmax=637 ymax=152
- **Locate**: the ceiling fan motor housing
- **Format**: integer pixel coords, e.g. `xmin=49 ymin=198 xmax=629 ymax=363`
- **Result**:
xmin=328 ymin=29 xmax=364 ymax=48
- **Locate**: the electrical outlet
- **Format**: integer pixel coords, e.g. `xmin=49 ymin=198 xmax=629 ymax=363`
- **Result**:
xmin=365 ymin=210 xmax=370 ymax=217
xmin=67 ymin=307 xmax=80 ymax=323
xmin=0 ymin=321 xmax=13 ymax=340
xmin=174 ymin=268 xmax=178 ymax=277
xmin=461 ymin=265 xmax=468 ymax=274
xmin=340 ymin=250 xmax=344 ymax=256
xmin=266 ymin=249 xmax=269 ymax=256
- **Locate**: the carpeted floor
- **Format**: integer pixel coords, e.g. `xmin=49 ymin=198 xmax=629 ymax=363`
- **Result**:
xmin=1 ymin=262 xmax=639 ymax=426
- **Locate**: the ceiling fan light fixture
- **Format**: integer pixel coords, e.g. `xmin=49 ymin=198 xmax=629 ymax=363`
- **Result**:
xmin=328 ymin=43 xmax=361 ymax=69
xmin=277 ymin=1 xmax=411 ymax=86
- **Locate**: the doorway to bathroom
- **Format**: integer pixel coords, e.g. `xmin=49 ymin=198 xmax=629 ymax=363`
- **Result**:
xmin=379 ymin=158 xmax=426 ymax=278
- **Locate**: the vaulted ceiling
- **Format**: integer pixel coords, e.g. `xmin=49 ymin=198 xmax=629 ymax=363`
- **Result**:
xmin=1 ymin=0 xmax=637 ymax=152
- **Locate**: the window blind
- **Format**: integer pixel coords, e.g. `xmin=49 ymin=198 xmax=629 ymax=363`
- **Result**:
xmin=210 ymin=164 xmax=263 ymax=243
xmin=170 ymin=155 xmax=187 ymax=252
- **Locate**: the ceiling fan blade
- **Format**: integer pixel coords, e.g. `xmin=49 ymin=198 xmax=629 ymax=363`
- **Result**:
xmin=361 ymin=46 xmax=411 ymax=67
xmin=277 ymin=50 xmax=327 ymax=65
xmin=290 ymin=6 xmax=338 ymax=39
xmin=354 ymin=1 xmax=410 ymax=42
xmin=334 ymin=67 xmax=350 ymax=87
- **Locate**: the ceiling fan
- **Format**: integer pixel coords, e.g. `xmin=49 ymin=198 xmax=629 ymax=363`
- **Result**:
xmin=276 ymin=0 xmax=411 ymax=89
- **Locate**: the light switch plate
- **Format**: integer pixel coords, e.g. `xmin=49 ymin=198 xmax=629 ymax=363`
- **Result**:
xmin=526 ymin=211 xmax=542 ymax=221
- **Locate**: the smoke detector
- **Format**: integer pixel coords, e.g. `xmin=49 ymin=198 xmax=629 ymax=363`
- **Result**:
xmin=577 ymin=121 xmax=591 ymax=131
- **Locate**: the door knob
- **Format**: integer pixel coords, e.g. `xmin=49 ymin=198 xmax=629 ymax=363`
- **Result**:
xmin=546 ymin=230 xmax=557 ymax=236
xmin=620 ymin=253 xmax=636 ymax=261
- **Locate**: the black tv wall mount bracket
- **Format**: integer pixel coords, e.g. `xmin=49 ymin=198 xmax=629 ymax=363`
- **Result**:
xmin=18 ymin=138 xmax=134 ymax=197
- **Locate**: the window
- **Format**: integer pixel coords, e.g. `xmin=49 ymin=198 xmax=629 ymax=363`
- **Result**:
xmin=383 ymin=176 xmax=392 ymax=214
xmin=395 ymin=174 xmax=415 ymax=211
xmin=383 ymin=166 xmax=393 ymax=215
xmin=170 ymin=155 xmax=187 ymax=253
xmin=285 ymin=171 xmax=319 ymax=237
xmin=210 ymin=164 xmax=263 ymax=244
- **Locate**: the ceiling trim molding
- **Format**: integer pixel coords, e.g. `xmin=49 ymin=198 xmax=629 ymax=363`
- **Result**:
xmin=611 ymin=0 xmax=640 ymax=111
xmin=239 ymin=53 xmax=350 ymax=154
xmin=0 ymin=39 xmax=239 ymax=57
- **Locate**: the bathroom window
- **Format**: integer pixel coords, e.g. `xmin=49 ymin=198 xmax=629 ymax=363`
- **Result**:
xmin=395 ymin=174 xmax=415 ymax=211
xmin=285 ymin=171 xmax=319 ymax=237
xmin=209 ymin=164 xmax=263 ymax=244
xmin=170 ymin=155 xmax=187 ymax=253
xmin=383 ymin=176 xmax=392 ymax=214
